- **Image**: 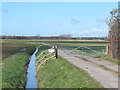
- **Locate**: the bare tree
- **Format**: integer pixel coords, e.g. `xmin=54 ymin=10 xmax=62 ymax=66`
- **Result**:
xmin=107 ymin=9 xmax=119 ymax=38
xmin=107 ymin=7 xmax=120 ymax=60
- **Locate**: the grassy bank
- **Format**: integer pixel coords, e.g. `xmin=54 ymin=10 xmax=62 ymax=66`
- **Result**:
xmin=95 ymin=55 xmax=120 ymax=65
xmin=36 ymin=45 xmax=103 ymax=88
xmin=2 ymin=43 xmax=36 ymax=88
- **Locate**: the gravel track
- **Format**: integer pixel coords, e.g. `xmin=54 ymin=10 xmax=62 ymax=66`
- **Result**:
xmin=42 ymin=43 xmax=119 ymax=88
xmin=58 ymin=48 xmax=119 ymax=88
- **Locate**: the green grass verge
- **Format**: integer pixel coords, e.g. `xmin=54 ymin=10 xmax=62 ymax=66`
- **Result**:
xmin=2 ymin=45 xmax=36 ymax=88
xmin=36 ymin=46 xmax=103 ymax=88
xmin=95 ymin=55 xmax=120 ymax=65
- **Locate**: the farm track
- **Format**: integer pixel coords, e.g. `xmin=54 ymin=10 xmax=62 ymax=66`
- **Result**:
xmin=58 ymin=48 xmax=119 ymax=88
xmin=42 ymin=43 xmax=119 ymax=88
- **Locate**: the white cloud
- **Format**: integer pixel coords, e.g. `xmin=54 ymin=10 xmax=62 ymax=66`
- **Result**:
xmin=80 ymin=28 xmax=108 ymax=37
xmin=71 ymin=18 xmax=81 ymax=25
xmin=71 ymin=28 xmax=108 ymax=37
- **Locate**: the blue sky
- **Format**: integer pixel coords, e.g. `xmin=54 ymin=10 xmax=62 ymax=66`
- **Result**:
xmin=2 ymin=2 xmax=118 ymax=37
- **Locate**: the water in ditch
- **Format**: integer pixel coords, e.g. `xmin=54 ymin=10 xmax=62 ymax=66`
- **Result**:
xmin=26 ymin=49 xmax=38 ymax=89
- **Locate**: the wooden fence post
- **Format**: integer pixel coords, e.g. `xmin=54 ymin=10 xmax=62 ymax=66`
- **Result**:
xmin=106 ymin=45 xmax=109 ymax=55
xmin=55 ymin=45 xmax=58 ymax=59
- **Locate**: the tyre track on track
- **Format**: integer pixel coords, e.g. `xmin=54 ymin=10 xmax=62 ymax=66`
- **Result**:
xmin=58 ymin=48 xmax=119 ymax=88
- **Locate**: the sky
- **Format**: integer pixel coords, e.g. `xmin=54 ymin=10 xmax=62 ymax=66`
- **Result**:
xmin=2 ymin=2 xmax=118 ymax=37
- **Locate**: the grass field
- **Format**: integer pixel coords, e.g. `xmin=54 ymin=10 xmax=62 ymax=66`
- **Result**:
xmin=2 ymin=43 xmax=27 ymax=59
xmin=2 ymin=40 xmax=37 ymax=88
xmin=30 ymin=39 xmax=108 ymax=46
xmin=1 ymin=39 xmax=118 ymax=88
xmin=36 ymin=45 xmax=103 ymax=88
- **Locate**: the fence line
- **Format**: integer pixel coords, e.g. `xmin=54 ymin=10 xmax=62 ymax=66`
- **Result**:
xmin=36 ymin=47 xmax=56 ymax=72
xmin=37 ymin=55 xmax=55 ymax=72
xmin=36 ymin=52 xmax=54 ymax=66
xmin=76 ymin=46 xmax=102 ymax=54
xmin=59 ymin=45 xmax=108 ymax=56
xmin=36 ymin=50 xmax=48 ymax=60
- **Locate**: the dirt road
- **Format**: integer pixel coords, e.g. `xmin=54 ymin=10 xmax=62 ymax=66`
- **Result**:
xmin=58 ymin=48 xmax=119 ymax=88
xmin=41 ymin=43 xmax=119 ymax=88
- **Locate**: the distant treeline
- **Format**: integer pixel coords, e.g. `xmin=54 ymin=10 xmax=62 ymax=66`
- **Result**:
xmin=0 ymin=35 xmax=107 ymax=40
